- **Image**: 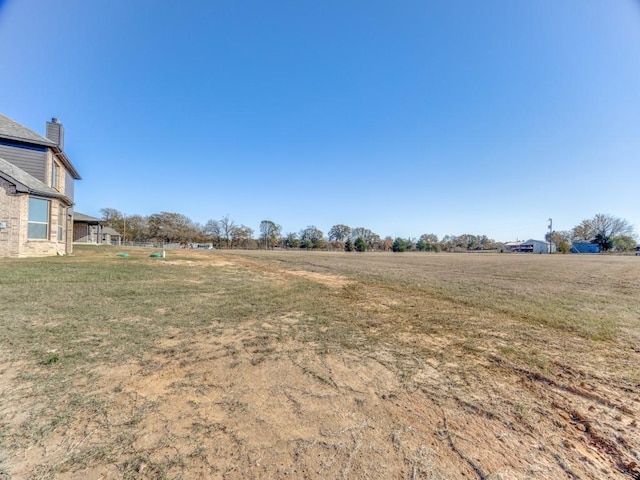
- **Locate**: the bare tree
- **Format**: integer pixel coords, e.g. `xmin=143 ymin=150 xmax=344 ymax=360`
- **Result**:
xmin=123 ymin=214 xmax=149 ymax=242
xmin=219 ymin=215 xmax=237 ymax=249
xmin=100 ymin=208 xmax=124 ymax=234
xmin=100 ymin=207 xmax=122 ymax=225
xmin=100 ymin=208 xmax=153 ymax=242
xmin=572 ymin=214 xmax=635 ymax=242
xmin=204 ymin=219 xmax=222 ymax=248
xmin=231 ymin=225 xmax=254 ymax=249
xmin=147 ymin=212 xmax=200 ymax=244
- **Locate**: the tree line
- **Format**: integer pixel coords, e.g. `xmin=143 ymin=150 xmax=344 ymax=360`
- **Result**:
xmin=545 ymin=213 xmax=637 ymax=253
xmin=99 ymin=208 xmax=638 ymax=253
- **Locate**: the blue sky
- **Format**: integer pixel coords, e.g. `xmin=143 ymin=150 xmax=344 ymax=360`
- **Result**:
xmin=1 ymin=0 xmax=638 ymax=241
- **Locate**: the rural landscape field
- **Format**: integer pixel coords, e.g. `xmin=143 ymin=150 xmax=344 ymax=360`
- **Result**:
xmin=1 ymin=247 xmax=639 ymax=479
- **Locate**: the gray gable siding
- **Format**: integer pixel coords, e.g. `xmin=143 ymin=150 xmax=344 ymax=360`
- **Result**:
xmin=0 ymin=156 xmax=68 ymax=201
xmin=65 ymin=169 xmax=74 ymax=202
xmin=0 ymin=141 xmax=47 ymax=183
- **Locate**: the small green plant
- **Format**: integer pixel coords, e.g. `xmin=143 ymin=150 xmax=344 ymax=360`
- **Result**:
xmin=42 ymin=353 xmax=60 ymax=365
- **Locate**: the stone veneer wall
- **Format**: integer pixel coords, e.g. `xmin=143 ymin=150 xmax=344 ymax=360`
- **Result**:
xmin=0 ymin=177 xmax=21 ymax=257
xmin=18 ymin=196 xmax=68 ymax=257
xmin=47 ymin=150 xmax=68 ymax=196
xmin=0 ymin=178 xmax=69 ymax=257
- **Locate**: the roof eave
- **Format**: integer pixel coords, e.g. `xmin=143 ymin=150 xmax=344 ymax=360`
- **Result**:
xmin=52 ymin=147 xmax=81 ymax=180
xmin=0 ymin=171 xmax=73 ymax=206
xmin=29 ymin=188 xmax=73 ymax=206
xmin=0 ymin=171 xmax=29 ymax=193
xmin=0 ymin=133 xmax=57 ymax=148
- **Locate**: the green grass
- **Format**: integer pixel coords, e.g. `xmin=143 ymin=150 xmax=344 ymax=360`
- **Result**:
xmin=3 ymin=247 xmax=636 ymax=382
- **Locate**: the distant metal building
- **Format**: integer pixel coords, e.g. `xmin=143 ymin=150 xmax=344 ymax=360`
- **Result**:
xmin=570 ymin=242 xmax=600 ymax=254
xmin=506 ymin=239 xmax=554 ymax=254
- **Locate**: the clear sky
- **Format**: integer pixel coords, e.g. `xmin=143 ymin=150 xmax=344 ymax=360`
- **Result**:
xmin=1 ymin=0 xmax=638 ymax=241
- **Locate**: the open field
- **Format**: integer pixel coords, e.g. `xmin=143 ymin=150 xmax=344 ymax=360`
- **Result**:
xmin=1 ymin=247 xmax=639 ymax=479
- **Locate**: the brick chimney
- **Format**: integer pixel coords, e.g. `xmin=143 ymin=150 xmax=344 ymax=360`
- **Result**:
xmin=46 ymin=117 xmax=64 ymax=149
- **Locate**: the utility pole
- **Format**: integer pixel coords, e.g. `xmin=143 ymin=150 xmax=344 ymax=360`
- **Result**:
xmin=548 ymin=218 xmax=553 ymax=253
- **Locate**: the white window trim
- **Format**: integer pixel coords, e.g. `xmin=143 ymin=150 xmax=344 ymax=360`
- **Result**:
xmin=52 ymin=161 xmax=60 ymax=190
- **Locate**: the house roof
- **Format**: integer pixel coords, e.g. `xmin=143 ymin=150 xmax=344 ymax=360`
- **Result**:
xmin=0 ymin=156 xmax=72 ymax=205
xmin=102 ymin=226 xmax=121 ymax=236
xmin=0 ymin=113 xmax=57 ymax=147
xmin=72 ymin=214 xmax=121 ymax=235
xmin=0 ymin=113 xmax=81 ymax=180
xmin=73 ymin=212 xmax=102 ymax=224
xmin=524 ymin=239 xmax=549 ymax=245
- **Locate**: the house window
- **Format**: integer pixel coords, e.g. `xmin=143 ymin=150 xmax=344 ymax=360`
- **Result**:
xmin=58 ymin=204 xmax=65 ymax=242
xmin=28 ymin=198 xmax=50 ymax=239
xmin=52 ymin=162 xmax=59 ymax=189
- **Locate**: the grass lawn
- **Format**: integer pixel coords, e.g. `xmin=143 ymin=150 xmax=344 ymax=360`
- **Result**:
xmin=1 ymin=246 xmax=639 ymax=479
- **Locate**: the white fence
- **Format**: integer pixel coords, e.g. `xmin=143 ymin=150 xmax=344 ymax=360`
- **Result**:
xmin=120 ymin=242 xmax=182 ymax=249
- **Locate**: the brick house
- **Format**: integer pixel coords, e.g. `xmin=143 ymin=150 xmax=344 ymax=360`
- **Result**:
xmin=0 ymin=113 xmax=81 ymax=257
xmin=73 ymin=212 xmax=122 ymax=245
xmin=72 ymin=212 xmax=103 ymax=244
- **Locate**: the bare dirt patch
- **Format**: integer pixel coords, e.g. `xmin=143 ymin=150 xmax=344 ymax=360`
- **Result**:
xmin=6 ymin=323 xmax=639 ymax=479
xmin=219 ymin=253 xmax=350 ymax=289
xmin=155 ymin=258 xmax=235 ymax=268
xmin=2 ymin=324 xmax=500 ymax=479
xmin=282 ymin=269 xmax=349 ymax=288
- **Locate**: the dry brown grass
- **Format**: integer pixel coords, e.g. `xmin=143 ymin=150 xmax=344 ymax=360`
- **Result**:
xmin=1 ymin=247 xmax=639 ymax=479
